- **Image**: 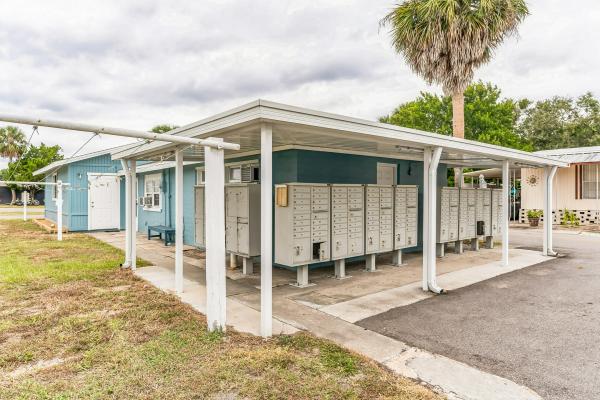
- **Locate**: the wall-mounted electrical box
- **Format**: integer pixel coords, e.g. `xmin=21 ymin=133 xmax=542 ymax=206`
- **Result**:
xmin=394 ymin=185 xmax=419 ymax=249
xmin=437 ymin=187 xmax=459 ymax=243
xmin=491 ymin=188 xmax=503 ymax=237
xmin=476 ymin=188 xmax=492 ymax=237
xmin=459 ymin=188 xmax=477 ymax=240
xmin=365 ymin=185 xmax=394 ymax=254
xmin=330 ymin=184 xmax=365 ymax=260
xmin=225 ymin=183 xmax=261 ymax=258
xmin=275 ymin=183 xmax=331 ymax=267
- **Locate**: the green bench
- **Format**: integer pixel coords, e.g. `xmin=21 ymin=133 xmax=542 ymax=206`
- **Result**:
xmin=147 ymin=225 xmax=175 ymax=246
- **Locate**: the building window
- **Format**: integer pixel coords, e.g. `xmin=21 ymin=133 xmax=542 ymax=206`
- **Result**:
xmin=581 ymin=164 xmax=599 ymax=199
xmin=144 ymin=173 xmax=162 ymax=211
xmin=196 ymin=169 xmax=205 ymax=185
xmin=228 ymin=166 xmax=242 ymax=182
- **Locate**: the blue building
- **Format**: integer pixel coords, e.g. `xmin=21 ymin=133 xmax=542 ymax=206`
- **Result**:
xmin=34 ymin=147 xmax=129 ymax=232
xmin=133 ymin=149 xmax=447 ymax=251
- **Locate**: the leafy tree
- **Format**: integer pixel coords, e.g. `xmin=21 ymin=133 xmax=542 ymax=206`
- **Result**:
xmin=381 ymin=0 xmax=529 ymax=141
xmin=1 ymin=143 xmax=63 ymax=203
xmin=518 ymin=93 xmax=600 ymax=149
xmin=381 ymin=81 xmax=532 ymax=151
xmin=0 ymin=125 xmax=27 ymax=163
xmin=151 ymin=124 xmax=179 ymax=134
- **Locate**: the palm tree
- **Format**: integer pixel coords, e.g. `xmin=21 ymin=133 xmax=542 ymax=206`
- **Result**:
xmin=381 ymin=0 xmax=529 ymax=140
xmin=0 ymin=126 xmax=26 ymax=163
xmin=0 ymin=125 xmax=27 ymax=203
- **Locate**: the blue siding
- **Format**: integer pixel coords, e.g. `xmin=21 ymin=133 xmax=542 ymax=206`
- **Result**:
xmin=44 ymin=154 xmax=121 ymax=231
xmin=136 ymin=165 xmax=197 ymax=245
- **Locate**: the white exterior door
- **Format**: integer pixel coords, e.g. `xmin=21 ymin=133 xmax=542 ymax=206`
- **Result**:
xmin=88 ymin=174 xmax=120 ymax=230
xmin=377 ymin=163 xmax=397 ymax=185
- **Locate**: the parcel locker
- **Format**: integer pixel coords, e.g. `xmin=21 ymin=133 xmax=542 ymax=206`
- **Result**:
xmin=365 ymin=185 xmax=394 ymax=254
xmin=194 ymin=186 xmax=205 ymax=248
xmin=437 ymin=187 xmax=460 ymax=243
xmin=330 ymin=184 xmax=365 ymax=260
xmin=275 ymin=183 xmax=331 ymax=268
xmin=225 ymin=183 xmax=261 ymax=258
xmin=458 ymin=188 xmax=477 ymax=240
xmin=394 ymin=185 xmax=419 ymax=249
xmin=491 ymin=189 xmax=504 ymax=236
xmin=476 ymin=189 xmax=492 ymax=236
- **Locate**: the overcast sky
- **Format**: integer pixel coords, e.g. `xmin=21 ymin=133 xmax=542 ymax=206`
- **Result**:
xmin=1 ymin=0 xmax=599 ymax=169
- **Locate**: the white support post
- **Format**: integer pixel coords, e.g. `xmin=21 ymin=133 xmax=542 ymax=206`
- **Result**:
xmin=175 ymin=149 xmax=184 ymax=294
xmin=422 ymin=148 xmax=431 ymax=291
xmin=57 ymin=181 xmax=64 ymax=241
xmin=22 ymin=191 xmax=27 ymax=221
xmin=543 ymin=166 xmax=558 ymax=256
xmin=426 ymin=147 xmax=444 ymax=293
xmin=121 ymin=160 xmax=132 ymax=268
xmin=205 ymin=137 xmax=226 ymax=332
xmin=130 ymin=161 xmax=137 ymax=270
xmin=260 ymin=124 xmax=273 ymax=338
xmin=502 ymin=160 xmax=510 ymax=267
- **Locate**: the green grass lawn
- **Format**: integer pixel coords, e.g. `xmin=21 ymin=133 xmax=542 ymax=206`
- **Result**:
xmin=0 ymin=221 xmax=442 ymax=400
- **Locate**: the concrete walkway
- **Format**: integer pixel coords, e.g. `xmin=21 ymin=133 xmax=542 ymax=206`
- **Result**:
xmin=89 ymin=231 xmax=297 ymax=336
xmin=91 ymin=230 xmax=548 ymax=400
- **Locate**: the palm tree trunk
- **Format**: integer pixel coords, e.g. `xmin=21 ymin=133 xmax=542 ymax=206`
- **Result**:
xmin=452 ymin=92 xmax=465 ymax=187
xmin=10 ymin=189 xmax=16 ymax=205
xmin=452 ymin=92 xmax=465 ymax=139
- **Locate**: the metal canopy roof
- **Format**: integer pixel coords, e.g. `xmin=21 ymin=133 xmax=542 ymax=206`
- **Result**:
xmin=111 ymin=100 xmax=568 ymax=169
xmin=535 ymin=146 xmax=600 ymax=164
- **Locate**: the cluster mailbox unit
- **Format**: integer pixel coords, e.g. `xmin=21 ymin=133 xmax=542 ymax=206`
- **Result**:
xmin=436 ymin=187 xmax=460 ymax=256
xmin=457 ymin=187 xmax=477 ymax=252
xmin=194 ymin=185 xmax=206 ymax=248
xmin=195 ymin=183 xmax=261 ymax=275
xmin=393 ymin=185 xmax=419 ymax=266
xmin=330 ymin=184 xmax=365 ymax=279
xmin=364 ymin=185 xmax=394 ymax=272
xmin=437 ymin=187 xmax=504 ymax=256
xmin=225 ymin=183 xmax=261 ymax=274
xmin=275 ymin=183 xmax=419 ymax=286
xmin=274 ymin=183 xmax=331 ymax=287
xmin=490 ymin=188 xmax=503 ymax=246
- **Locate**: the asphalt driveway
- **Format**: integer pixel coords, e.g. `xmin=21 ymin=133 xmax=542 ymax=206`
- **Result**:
xmin=358 ymin=229 xmax=600 ymax=400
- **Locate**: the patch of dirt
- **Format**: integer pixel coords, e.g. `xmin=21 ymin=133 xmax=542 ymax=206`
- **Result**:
xmin=184 ymin=248 xmax=205 ymax=259
xmin=5 ymin=357 xmax=68 ymax=379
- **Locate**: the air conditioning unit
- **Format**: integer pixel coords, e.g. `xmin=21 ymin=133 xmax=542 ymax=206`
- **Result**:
xmin=241 ymin=164 xmax=260 ymax=182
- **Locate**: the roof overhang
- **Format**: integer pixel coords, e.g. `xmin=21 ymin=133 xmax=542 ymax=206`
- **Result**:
xmin=34 ymin=143 xmax=134 ymax=176
xmin=111 ymin=100 xmax=569 ymax=170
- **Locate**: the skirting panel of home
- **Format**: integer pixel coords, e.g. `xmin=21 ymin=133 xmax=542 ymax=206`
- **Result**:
xmin=519 ymin=209 xmax=600 ymax=225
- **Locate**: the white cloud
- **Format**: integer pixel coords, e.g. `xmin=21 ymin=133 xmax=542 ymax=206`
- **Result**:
xmin=1 ymin=0 xmax=599 ymax=160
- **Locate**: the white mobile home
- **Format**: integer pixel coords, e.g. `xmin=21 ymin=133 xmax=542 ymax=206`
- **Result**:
xmin=520 ymin=147 xmax=600 ymax=224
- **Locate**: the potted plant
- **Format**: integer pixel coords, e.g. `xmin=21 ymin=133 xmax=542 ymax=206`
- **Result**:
xmin=527 ymin=209 xmax=543 ymax=227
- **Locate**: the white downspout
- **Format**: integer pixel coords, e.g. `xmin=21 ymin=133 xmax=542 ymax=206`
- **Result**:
xmin=422 ymin=148 xmax=431 ymax=291
xmin=502 ymin=160 xmax=510 ymax=267
xmin=427 ymin=147 xmax=444 ymax=294
xmin=543 ymin=166 xmax=558 ymax=256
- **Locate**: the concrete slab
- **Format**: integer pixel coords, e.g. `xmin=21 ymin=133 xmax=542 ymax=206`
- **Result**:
xmin=135 ymin=266 xmax=297 ymax=336
xmin=385 ymin=348 xmax=542 ymax=400
xmin=319 ymin=249 xmax=550 ymax=323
